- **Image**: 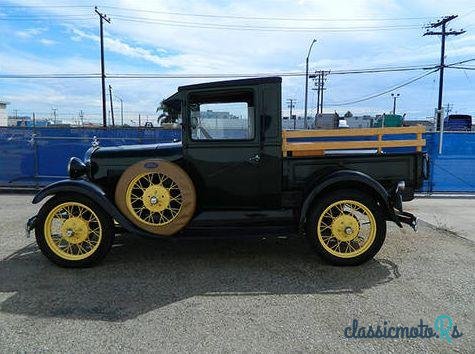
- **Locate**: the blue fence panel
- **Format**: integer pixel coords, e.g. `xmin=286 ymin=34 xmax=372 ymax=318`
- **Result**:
xmin=0 ymin=127 xmax=180 ymax=188
xmin=1 ymin=127 xmax=475 ymax=192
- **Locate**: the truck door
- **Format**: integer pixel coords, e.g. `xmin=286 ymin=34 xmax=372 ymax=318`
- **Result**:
xmin=182 ymin=88 xmax=276 ymax=209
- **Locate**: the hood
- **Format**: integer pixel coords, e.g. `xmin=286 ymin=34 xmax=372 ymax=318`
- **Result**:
xmin=88 ymin=142 xmax=183 ymax=180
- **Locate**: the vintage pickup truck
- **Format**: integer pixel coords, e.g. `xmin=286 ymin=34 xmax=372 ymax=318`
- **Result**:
xmin=27 ymin=77 xmax=428 ymax=267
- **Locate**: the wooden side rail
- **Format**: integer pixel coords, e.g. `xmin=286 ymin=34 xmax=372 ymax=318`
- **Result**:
xmin=282 ymin=125 xmax=426 ymax=157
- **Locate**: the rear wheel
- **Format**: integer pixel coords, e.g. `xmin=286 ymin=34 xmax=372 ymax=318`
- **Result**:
xmin=35 ymin=193 xmax=114 ymax=267
xmin=305 ymin=189 xmax=386 ymax=266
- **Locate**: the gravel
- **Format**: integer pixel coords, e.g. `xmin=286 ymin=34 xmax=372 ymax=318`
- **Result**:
xmin=0 ymin=194 xmax=473 ymax=353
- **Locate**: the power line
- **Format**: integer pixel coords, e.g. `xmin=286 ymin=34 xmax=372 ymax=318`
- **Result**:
xmin=0 ymin=5 xmax=90 ymax=8
xmin=450 ymin=66 xmax=475 ymax=70
xmin=327 ymin=69 xmax=439 ymax=106
xmin=0 ymin=4 xmax=436 ymax=22
xmin=0 ymin=64 xmax=440 ymax=79
xmin=112 ymin=15 xmax=423 ymax=32
xmin=103 ymin=6 xmax=435 ymax=22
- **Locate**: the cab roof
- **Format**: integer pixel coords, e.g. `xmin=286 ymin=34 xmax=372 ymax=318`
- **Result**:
xmin=163 ymin=76 xmax=281 ymax=107
xmin=177 ymin=76 xmax=281 ymax=91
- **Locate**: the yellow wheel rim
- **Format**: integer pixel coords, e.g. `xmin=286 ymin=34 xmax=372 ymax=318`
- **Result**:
xmin=126 ymin=172 xmax=183 ymax=226
xmin=44 ymin=202 xmax=102 ymax=261
xmin=317 ymin=200 xmax=376 ymax=258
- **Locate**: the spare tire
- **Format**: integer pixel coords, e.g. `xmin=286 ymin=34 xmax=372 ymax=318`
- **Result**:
xmin=115 ymin=159 xmax=196 ymax=236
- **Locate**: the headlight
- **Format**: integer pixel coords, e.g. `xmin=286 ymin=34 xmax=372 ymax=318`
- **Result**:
xmin=68 ymin=157 xmax=87 ymax=179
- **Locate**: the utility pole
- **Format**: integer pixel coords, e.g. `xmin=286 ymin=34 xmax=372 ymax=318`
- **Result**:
xmin=424 ymin=15 xmax=465 ymax=130
xmin=320 ymin=70 xmax=330 ymax=114
xmin=138 ymin=114 xmax=141 ymax=127
xmin=286 ymin=99 xmax=296 ymax=130
xmin=108 ymin=84 xmax=115 ymax=127
xmin=319 ymin=71 xmax=325 ymax=114
xmin=391 ymin=93 xmax=400 ymax=114
xmin=315 ymin=73 xmax=321 ymax=115
xmin=95 ymin=6 xmax=111 ymax=128
xmin=310 ymin=71 xmax=322 ymax=115
xmin=52 ymin=108 xmax=57 ymax=124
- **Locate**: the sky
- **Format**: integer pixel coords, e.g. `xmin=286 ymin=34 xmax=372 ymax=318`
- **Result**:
xmin=0 ymin=0 xmax=474 ymax=125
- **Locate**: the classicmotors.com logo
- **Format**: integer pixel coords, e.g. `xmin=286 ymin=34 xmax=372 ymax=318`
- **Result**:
xmin=344 ymin=315 xmax=463 ymax=343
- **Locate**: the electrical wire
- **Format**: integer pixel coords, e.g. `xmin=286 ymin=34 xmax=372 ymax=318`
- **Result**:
xmin=449 ymin=66 xmax=475 ymax=70
xmin=0 ymin=4 xmax=437 ymax=22
xmin=0 ymin=64 xmax=437 ymax=79
xmin=112 ymin=15 xmax=423 ymax=32
xmin=327 ymin=69 xmax=439 ymax=106
xmin=104 ymin=6 xmax=435 ymax=22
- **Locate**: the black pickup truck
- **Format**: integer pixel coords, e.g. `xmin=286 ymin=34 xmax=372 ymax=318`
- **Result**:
xmin=27 ymin=77 xmax=427 ymax=267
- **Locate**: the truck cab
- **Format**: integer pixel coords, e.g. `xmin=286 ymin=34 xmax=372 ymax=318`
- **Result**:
xmin=169 ymin=77 xmax=283 ymax=209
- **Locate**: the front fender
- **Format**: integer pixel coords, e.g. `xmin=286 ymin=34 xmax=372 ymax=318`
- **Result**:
xmin=299 ymin=170 xmax=399 ymax=227
xmin=32 ymin=179 xmax=159 ymax=238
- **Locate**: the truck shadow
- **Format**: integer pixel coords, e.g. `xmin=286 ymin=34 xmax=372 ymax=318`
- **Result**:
xmin=0 ymin=232 xmax=400 ymax=322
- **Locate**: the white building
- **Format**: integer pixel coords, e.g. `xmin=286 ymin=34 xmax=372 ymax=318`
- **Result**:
xmin=0 ymin=101 xmax=9 ymax=126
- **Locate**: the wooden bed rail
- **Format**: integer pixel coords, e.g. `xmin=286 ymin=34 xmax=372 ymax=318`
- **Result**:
xmin=282 ymin=126 xmax=426 ymax=157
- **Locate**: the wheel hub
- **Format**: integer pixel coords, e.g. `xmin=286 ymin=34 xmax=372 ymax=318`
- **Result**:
xmin=331 ymin=214 xmax=360 ymax=242
xmin=60 ymin=217 xmax=89 ymax=244
xmin=142 ymin=184 xmax=171 ymax=212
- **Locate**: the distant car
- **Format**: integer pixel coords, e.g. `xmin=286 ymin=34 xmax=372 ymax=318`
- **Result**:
xmin=444 ymin=114 xmax=472 ymax=131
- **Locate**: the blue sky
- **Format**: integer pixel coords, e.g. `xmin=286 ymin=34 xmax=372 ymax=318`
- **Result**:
xmin=0 ymin=0 xmax=474 ymax=125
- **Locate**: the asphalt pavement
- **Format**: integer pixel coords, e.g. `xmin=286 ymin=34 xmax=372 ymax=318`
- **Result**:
xmin=0 ymin=195 xmax=473 ymax=353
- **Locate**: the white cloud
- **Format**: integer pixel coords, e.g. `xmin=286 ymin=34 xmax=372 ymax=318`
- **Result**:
xmin=15 ymin=27 xmax=46 ymax=39
xmin=38 ymin=38 xmax=57 ymax=46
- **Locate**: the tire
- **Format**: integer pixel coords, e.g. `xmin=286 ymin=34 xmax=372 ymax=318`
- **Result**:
xmin=305 ymin=189 xmax=386 ymax=266
xmin=115 ymin=159 xmax=196 ymax=236
xmin=35 ymin=193 xmax=114 ymax=268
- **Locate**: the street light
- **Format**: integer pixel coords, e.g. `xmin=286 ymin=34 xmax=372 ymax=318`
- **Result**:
xmin=391 ymin=93 xmax=400 ymax=115
xmin=304 ymin=39 xmax=317 ymax=129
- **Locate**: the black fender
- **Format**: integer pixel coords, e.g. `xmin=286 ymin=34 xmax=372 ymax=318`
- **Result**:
xmin=32 ymin=179 xmax=160 ymax=238
xmin=299 ymin=170 xmax=401 ymax=228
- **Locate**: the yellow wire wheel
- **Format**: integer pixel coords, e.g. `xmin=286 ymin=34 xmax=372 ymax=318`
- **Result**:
xmin=43 ymin=202 xmax=102 ymax=261
xmin=316 ymin=199 xmax=377 ymax=259
xmin=115 ymin=159 xmax=196 ymax=236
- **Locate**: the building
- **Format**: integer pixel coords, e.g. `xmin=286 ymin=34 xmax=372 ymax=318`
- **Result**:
xmin=404 ymin=119 xmax=435 ymax=132
xmin=345 ymin=115 xmax=374 ymax=129
xmin=314 ymin=113 xmax=339 ymax=130
xmin=0 ymin=101 xmax=9 ymax=126
xmin=8 ymin=115 xmax=31 ymax=127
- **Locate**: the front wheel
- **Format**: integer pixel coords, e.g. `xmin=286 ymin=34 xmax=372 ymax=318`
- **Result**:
xmin=305 ymin=189 xmax=386 ymax=266
xmin=35 ymin=193 xmax=114 ymax=267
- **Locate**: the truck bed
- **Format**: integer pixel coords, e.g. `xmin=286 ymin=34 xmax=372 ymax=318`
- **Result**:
xmin=283 ymin=152 xmax=425 ymax=200
xmin=282 ymin=126 xmax=425 ymax=157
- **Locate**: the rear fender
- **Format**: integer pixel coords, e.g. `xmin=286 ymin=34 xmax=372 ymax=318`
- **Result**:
xmin=299 ymin=170 xmax=400 ymax=227
xmin=32 ymin=179 xmax=159 ymax=238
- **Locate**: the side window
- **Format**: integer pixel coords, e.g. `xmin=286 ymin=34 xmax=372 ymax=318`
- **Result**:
xmin=189 ymin=91 xmax=255 ymax=140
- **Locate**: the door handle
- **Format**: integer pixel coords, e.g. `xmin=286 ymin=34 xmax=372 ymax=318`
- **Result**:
xmin=248 ymin=154 xmax=261 ymax=164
